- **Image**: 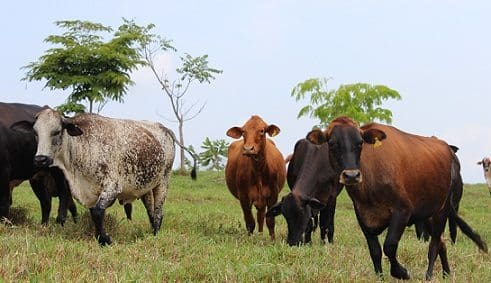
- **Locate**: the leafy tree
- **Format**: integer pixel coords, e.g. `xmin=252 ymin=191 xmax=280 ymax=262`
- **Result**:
xmin=118 ymin=19 xmax=222 ymax=174
xmin=198 ymin=138 xmax=229 ymax=171
xmin=23 ymin=20 xmax=145 ymax=114
xmin=291 ymin=78 xmax=401 ymax=127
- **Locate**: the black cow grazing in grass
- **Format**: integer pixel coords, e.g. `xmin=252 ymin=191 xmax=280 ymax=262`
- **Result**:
xmin=1 ymin=102 xmax=77 ymax=225
xmin=307 ymin=116 xmax=487 ymax=280
xmin=266 ymin=138 xmax=343 ymax=245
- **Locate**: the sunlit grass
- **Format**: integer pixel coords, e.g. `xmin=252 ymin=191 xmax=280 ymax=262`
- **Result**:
xmin=0 ymin=171 xmax=489 ymax=282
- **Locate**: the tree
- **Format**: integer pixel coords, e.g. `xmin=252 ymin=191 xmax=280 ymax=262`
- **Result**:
xmin=23 ymin=20 xmax=145 ymax=114
xmin=118 ymin=19 xmax=222 ymax=174
xmin=291 ymin=78 xmax=401 ymax=127
xmin=198 ymin=138 xmax=229 ymax=171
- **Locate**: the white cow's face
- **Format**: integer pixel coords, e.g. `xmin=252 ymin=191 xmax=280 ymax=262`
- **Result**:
xmin=33 ymin=109 xmax=66 ymax=167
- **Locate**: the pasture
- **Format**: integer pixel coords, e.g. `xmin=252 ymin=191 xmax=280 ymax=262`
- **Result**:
xmin=1 ymin=171 xmax=489 ymax=282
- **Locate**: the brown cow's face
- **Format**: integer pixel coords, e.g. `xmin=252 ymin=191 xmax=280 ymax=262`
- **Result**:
xmin=307 ymin=121 xmax=386 ymax=186
xmin=226 ymin=115 xmax=280 ymax=156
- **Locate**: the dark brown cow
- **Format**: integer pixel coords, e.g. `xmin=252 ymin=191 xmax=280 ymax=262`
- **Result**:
xmin=267 ymin=138 xmax=343 ymax=245
xmin=307 ymin=116 xmax=487 ymax=280
xmin=225 ymin=115 xmax=286 ymax=239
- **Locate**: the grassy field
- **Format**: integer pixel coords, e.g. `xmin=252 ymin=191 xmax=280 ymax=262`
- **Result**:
xmin=0 ymin=171 xmax=489 ymax=282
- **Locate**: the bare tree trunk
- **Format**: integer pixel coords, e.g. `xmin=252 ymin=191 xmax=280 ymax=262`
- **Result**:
xmin=179 ymin=118 xmax=186 ymax=173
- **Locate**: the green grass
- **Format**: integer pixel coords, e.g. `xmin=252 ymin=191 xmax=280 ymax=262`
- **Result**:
xmin=1 ymin=171 xmax=489 ymax=282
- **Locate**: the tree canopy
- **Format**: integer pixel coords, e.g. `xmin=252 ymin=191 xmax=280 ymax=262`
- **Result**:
xmin=23 ymin=20 xmax=145 ymax=113
xmin=291 ymin=78 xmax=401 ymax=127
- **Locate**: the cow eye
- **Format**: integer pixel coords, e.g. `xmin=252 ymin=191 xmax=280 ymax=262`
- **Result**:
xmin=260 ymin=129 xmax=265 ymax=135
xmin=51 ymin=130 xmax=61 ymax=136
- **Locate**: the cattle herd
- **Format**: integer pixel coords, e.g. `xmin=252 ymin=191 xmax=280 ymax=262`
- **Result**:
xmin=0 ymin=102 xmax=489 ymax=280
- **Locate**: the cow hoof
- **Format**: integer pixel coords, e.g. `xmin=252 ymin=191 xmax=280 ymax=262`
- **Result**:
xmin=97 ymin=235 xmax=112 ymax=246
xmin=391 ymin=266 xmax=410 ymax=280
xmin=56 ymin=216 xmax=66 ymax=226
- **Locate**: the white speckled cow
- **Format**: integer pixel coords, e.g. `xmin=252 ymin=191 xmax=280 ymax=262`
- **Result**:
xmin=13 ymin=108 xmax=177 ymax=245
xmin=477 ymin=157 xmax=491 ymax=196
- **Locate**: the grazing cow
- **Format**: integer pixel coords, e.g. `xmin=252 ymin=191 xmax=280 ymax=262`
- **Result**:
xmin=225 ymin=115 xmax=286 ymax=239
xmin=12 ymin=108 xmax=190 ymax=246
xmin=0 ymin=102 xmax=76 ymax=225
xmin=477 ymin=157 xmax=491 ymax=195
xmin=267 ymin=138 xmax=343 ymax=245
xmin=307 ymin=116 xmax=487 ymax=280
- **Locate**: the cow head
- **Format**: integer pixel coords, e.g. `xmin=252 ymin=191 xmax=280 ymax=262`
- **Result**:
xmin=226 ymin=115 xmax=280 ymax=157
xmin=11 ymin=108 xmax=83 ymax=168
xmin=307 ymin=116 xmax=386 ymax=186
xmin=267 ymin=138 xmax=333 ymax=246
xmin=477 ymin=157 xmax=491 ymax=195
xmin=477 ymin=157 xmax=491 ymax=173
xmin=266 ymin=193 xmax=324 ymax=246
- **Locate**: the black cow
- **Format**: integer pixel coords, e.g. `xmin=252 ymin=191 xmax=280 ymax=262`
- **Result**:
xmin=267 ymin=138 xmax=343 ymax=245
xmin=0 ymin=102 xmax=77 ymax=224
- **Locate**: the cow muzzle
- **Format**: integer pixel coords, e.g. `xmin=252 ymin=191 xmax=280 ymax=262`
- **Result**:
xmin=339 ymin=169 xmax=362 ymax=185
xmin=34 ymin=155 xmax=53 ymax=168
xmin=242 ymin=145 xmax=257 ymax=156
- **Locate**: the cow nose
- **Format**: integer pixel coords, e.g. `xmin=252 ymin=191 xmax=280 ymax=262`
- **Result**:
xmin=243 ymin=145 xmax=255 ymax=155
xmin=34 ymin=155 xmax=53 ymax=168
xmin=340 ymin=169 xmax=362 ymax=185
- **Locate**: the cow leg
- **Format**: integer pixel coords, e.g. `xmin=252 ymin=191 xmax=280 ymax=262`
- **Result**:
xmin=356 ymin=210 xmax=384 ymax=277
xmin=150 ymin=181 xmax=169 ymax=235
xmin=256 ymin=205 xmax=265 ymax=233
xmin=90 ymin=206 xmax=111 ymax=246
xmin=240 ymin=198 xmax=255 ymax=234
xmin=67 ymin=195 xmax=78 ymax=223
xmin=383 ymin=211 xmax=410 ymax=280
xmin=29 ymin=178 xmax=52 ymax=225
xmin=141 ymin=191 xmax=159 ymax=234
xmin=51 ymin=167 xmax=72 ymax=225
xmin=124 ymin=203 xmax=132 ymax=220
xmin=0 ymin=174 xmax=11 ymax=221
xmin=320 ymin=196 xmax=337 ymax=244
xmin=425 ymin=214 xmax=450 ymax=280
xmin=265 ymin=196 xmax=279 ymax=239
xmin=90 ymin=184 xmax=120 ymax=245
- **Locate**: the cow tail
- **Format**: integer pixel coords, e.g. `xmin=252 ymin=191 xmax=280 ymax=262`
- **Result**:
xmin=449 ymin=147 xmax=488 ymax=252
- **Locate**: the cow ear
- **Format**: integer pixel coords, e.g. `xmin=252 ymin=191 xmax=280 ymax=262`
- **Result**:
xmin=266 ymin=202 xmax=282 ymax=217
xmin=226 ymin=127 xmax=243 ymax=139
xmin=477 ymin=160 xmax=483 ymax=165
xmin=10 ymin=120 xmax=34 ymax=134
xmin=64 ymin=123 xmax=83 ymax=136
xmin=307 ymin=198 xmax=325 ymax=210
xmin=266 ymin=124 xmax=280 ymax=137
xmin=361 ymin=129 xmax=386 ymax=145
xmin=306 ymin=129 xmax=326 ymax=145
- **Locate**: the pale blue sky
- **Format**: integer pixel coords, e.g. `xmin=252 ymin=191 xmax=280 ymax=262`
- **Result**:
xmin=2 ymin=1 xmax=490 ymax=183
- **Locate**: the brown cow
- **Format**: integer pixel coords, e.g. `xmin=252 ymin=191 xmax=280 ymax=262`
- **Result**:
xmin=225 ymin=115 xmax=286 ymax=239
xmin=307 ymin=116 xmax=487 ymax=280
xmin=477 ymin=157 xmax=491 ymax=195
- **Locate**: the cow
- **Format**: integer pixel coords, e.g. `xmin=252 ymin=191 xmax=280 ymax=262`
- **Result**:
xmin=477 ymin=157 xmax=491 ymax=195
xmin=267 ymin=138 xmax=343 ymax=245
xmin=12 ymin=108 xmax=193 ymax=246
xmin=306 ymin=116 xmax=487 ymax=280
xmin=0 ymin=102 xmax=77 ymax=225
xmin=225 ymin=115 xmax=286 ymax=239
